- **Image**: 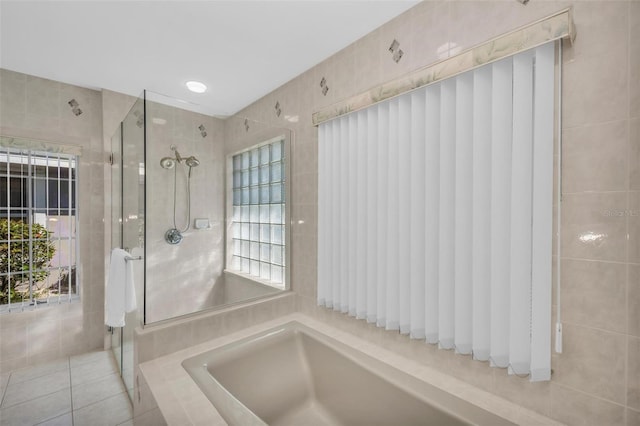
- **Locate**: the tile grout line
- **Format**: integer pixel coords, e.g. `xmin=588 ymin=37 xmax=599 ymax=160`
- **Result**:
xmin=0 ymin=371 xmax=10 ymax=409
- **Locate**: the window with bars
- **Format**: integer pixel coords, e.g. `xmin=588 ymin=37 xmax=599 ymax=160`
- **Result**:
xmin=0 ymin=148 xmax=79 ymax=309
xmin=229 ymin=137 xmax=286 ymax=288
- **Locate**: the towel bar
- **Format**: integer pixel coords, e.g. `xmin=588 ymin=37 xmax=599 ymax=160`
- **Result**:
xmin=125 ymin=255 xmax=143 ymax=262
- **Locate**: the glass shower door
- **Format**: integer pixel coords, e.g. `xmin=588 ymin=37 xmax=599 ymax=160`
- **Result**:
xmin=110 ymin=122 xmax=123 ymax=376
xmin=110 ymin=95 xmax=145 ymax=402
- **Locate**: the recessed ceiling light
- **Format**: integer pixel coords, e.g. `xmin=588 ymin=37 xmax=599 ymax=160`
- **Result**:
xmin=186 ymin=81 xmax=207 ymax=93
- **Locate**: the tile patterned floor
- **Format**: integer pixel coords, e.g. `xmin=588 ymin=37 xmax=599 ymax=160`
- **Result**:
xmin=0 ymin=350 xmax=132 ymax=426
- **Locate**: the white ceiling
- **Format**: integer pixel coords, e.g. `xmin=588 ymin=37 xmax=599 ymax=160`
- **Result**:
xmin=0 ymin=1 xmax=419 ymax=117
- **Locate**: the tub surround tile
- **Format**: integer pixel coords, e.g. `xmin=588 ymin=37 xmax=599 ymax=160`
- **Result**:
xmin=560 ymin=259 xmax=627 ymax=333
xmin=629 ymin=192 xmax=640 ymax=264
xmin=552 ymin=323 xmax=626 ymax=404
xmin=133 ymin=369 xmax=159 ymax=419
xmin=570 ymin=1 xmax=629 ymax=60
xmin=562 ymin=120 xmax=629 ymax=193
xmin=550 ymin=384 xmax=625 ymax=426
xmin=630 ymin=264 xmax=640 ymax=338
xmin=561 ymin=192 xmax=628 ymax=262
xmin=629 ymin=336 xmax=640 ymax=410
xmin=132 ymin=407 xmax=167 ymax=426
xmin=631 ymin=119 xmax=640 ymax=191
xmin=140 ymin=313 xmax=562 ymax=426
xmin=630 ymin=2 xmax=640 ymax=119
xmin=627 ymin=408 xmax=640 ymax=426
xmin=562 ymin=49 xmax=629 ymax=129
xmin=491 ymin=369 xmax=551 ymax=417
xmin=135 ymin=293 xmax=297 ymax=364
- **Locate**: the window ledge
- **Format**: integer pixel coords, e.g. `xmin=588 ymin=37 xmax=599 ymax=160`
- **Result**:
xmin=223 ymin=269 xmax=285 ymax=291
xmin=0 ymin=295 xmax=81 ymax=314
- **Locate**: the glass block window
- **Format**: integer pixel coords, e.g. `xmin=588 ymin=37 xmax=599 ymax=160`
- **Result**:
xmin=230 ymin=138 xmax=286 ymax=288
xmin=0 ymin=148 xmax=79 ymax=309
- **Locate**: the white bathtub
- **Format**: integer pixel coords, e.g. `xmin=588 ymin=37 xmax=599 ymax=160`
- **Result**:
xmin=139 ymin=314 xmax=562 ymax=425
xmin=182 ymin=322 xmax=514 ymax=426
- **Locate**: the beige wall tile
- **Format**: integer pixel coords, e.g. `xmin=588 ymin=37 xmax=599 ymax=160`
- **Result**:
xmin=631 ymin=119 xmax=640 ymax=191
xmin=561 ymin=259 xmax=627 ymax=332
xmin=627 ymin=408 xmax=640 ymax=426
xmin=629 ymin=336 xmax=640 ymax=410
xmin=0 ymin=323 xmax=27 ymax=361
xmin=25 ymin=75 xmax=60 ymax=119
xmin=562 ymin=49 xmax=628 ymax=129
xmin=550 ymin=384 xmax=625 ymax=426
xmin=378 ymin=9 xmax=415 ymax=85
xmin=408 ymin=2 xmax=451 ymax=69
xmin=630 ymin=264 xmax=640 ymax=338
xmin=630 ymin=1 xmax=640 ymax=119
xmin=0 ymin=69 xmax=105 ymax=371
xmin=562 ymin=192 xmax=628 ymax=262
xmin=219 ymin=2 xmax=638 ymax=423
xmin=553 ymin=323 xmax=626 ymax=404
xmin=569 ymin=1 xmax=629 ymax=61
xmin=629 ymin=192 xmax=640 ymax=264
xmin=291 ymin=234 xmax=317 ymax=299
xmin=562 ymin=121 xmax=628 ymax=193
xmin=0 ymin=69 xmax=26 ymax=121
xmin=351 ymin=26 xmax=382 ymax=96
xmin=144 ymin=105 xmax=225 ymax=324
xmin=291 ymin=203 xmax=317 ymax=237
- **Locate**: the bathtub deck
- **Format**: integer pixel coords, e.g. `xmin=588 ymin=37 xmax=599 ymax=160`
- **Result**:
xmin=140 ymin=313 xmax=565 ymax=426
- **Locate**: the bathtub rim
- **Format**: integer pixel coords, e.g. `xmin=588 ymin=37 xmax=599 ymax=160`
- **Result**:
xmin=182 ymin=320 xmax=517 ymax=426
xmin=139 ymin=312 xmax=564 ymax=426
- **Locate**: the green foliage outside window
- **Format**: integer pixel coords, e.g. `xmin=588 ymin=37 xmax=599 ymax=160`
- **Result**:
xmin=0 ymin=219 xmax=55 ymax=304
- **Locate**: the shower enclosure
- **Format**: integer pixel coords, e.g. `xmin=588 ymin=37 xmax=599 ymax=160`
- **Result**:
xmin=109 ymin=90 xmax=291 ymax=401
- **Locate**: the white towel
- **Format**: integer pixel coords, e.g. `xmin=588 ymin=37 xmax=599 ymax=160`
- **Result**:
xmin=105 ymin=248 xmax=137 ymax=327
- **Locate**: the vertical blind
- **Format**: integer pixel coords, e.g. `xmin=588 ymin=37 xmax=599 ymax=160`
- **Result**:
xmin=317 ymin=42 xmax=555 ymax=381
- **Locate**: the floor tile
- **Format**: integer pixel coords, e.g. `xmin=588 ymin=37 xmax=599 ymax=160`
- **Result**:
xmin=73 ymin=392 xmax=133 ymax=426
xmin=70 ymin=354 xmax=118 ymax=387
xmin=1 ymin=368 xmax=70 ymax=408
xmin=0 ymin=388 xmax=71 ymax=425
xmin=70 ymin=350 xmax=114 ymax=369
xmin=72 ymin=372 xmax=126 ymax=410
xmin=8 ymin=358 xmax=69 ymax=386
xmin=0 ymin=372 xmax=9 ymax=400
xmin=36 ymin=412 xmax=73 ymax=425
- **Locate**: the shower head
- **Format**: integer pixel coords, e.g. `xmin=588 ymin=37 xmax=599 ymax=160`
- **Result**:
xmin=185 ymin=156 xmax=200 ymax=167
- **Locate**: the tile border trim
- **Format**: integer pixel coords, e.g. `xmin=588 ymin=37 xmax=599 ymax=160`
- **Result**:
xmin=312 ymin=7 xmax=575 ymax=126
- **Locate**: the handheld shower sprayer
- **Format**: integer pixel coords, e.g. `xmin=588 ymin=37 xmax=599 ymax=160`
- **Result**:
xmin=160 ymin=145 xmax=201 ymax=244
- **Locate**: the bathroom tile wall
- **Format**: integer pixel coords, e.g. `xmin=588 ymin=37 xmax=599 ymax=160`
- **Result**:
xmin=227 ymin=1 xmax=640 ymax=424
xmin=144 ymin=101 xmax=226 ymax=324
xmin=0 ymin=69 xmax=106 ymax=372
